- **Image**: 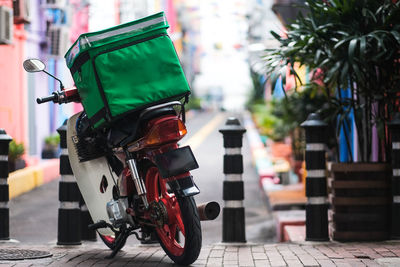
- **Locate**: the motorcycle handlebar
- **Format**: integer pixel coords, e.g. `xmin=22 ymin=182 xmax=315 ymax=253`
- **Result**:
xmin=36 ymin=93 xmax=58 ymax=104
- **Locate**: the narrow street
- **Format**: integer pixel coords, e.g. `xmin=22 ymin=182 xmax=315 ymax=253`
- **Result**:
xmin=9 ymin=110 xmax=275 ymax=246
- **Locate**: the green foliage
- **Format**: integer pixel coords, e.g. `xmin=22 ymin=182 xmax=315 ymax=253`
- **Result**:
xmin=8 ymin=140 xmax=25 ymax=162
xmin=44 ymin=134 xmax=60 ymax=148
xmin=252 ymin=85 xmax=328 ymax=142
xmin=248 ymin=69 xmax=267 ymax=107
xmin=185 ymin=96 xmax=202 ymax=110
xmin=252 ymin=101 xmax=289 ymax=142
xmin=265 ymin=0 xmax=400 ymax=162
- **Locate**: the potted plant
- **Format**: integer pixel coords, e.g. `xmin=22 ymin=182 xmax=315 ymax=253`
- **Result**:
xmin=42 ymin=134 xmax=60 ymax=159
xmin=8 ymin=140 xmax=25 ymax=172
xmin=265 ymin=0 xmax=400 ymax=240
xmin=273 ymin=86 xmax=329 ymax=179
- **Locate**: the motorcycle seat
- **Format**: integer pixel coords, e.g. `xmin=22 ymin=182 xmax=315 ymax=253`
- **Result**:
xmin=107 ymin=106 xmax=177 ymax=148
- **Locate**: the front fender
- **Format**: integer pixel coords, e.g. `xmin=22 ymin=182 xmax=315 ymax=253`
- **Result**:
xmin=168 ymin=175 xmax=200 ymax=197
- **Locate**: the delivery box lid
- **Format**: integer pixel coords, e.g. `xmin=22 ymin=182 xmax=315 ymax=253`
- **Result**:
xmin=65 ymin=12 xmax=169 ymax=68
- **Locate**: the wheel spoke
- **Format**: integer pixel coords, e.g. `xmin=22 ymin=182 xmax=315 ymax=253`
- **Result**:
xmin=146 ymin=167 xmax=186 ymax=256
xmin=175 ymin=213 xmax=185 ymax=236
xmin=169 ymin=224 xmax=177 ymax=243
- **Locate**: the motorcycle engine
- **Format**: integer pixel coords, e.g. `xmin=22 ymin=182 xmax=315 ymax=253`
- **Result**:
xmin=73 ymin=112 xmax=107 ymax=162
xmin=106 ymin=198 xmax=132 ymax=226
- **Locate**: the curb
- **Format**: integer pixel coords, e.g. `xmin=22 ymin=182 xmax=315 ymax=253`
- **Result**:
xmin=243 ymin=111 xmax=307 ymax=243
xmin=242 ymin=111 xmax=276 ymax=186
xmin=8 ymin=159 xmax=59 ymax=199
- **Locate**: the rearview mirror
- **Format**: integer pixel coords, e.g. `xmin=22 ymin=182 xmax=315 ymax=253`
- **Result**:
xmin=23 ymin=59 xmax=46 ymax=73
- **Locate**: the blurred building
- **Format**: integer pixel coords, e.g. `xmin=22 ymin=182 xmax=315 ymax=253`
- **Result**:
xmin=0 ymin=0 xmax=88 ymax=162
xmin=0 ymin=0 xmax=198 ymax=162
xmin=115 ymin=0 xmax=196 ymax=85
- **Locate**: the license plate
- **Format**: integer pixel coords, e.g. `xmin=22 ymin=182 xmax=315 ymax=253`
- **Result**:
xmin=154 ymin=146 xmax=199 ymax=178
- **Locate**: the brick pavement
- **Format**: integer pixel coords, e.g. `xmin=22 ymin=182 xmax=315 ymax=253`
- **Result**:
xmin=0 ymin=242 xmax=400 ymax=266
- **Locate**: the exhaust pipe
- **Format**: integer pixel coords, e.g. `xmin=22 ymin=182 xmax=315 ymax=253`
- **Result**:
xmin=197 ymin=201 xmax=220 ymax=221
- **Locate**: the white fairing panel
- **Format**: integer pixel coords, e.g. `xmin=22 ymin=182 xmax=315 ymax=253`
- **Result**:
xmin=67 ymin=113 xmax=115 ymax=236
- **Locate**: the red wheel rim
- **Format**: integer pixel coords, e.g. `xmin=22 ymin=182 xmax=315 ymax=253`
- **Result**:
xmin=146 ymin=167 xmax=185 ymax=256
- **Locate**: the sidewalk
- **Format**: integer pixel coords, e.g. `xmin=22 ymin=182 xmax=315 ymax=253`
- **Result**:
xmin=1 ymin=241 xmax=400 ymax=266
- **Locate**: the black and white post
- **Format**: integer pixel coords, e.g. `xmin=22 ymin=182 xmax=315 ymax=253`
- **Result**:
xmin=219 ymin=117 xmax=246 ymax=243
xmin=80 ymin=195 xmax=97 ymax=241
xmin=0 ymin=129 xmax=12 ymax=240
xmin=301 ymin=113 xmax=329 ymax=241
xmin=389 ymin=113 xmax=400 ymax=239
xmin=57 ymin=121 xmax=82 ymax=245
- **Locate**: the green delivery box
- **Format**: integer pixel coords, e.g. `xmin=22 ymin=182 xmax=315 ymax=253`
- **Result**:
xmin=65 ymin=12 xmax=190 ymax=129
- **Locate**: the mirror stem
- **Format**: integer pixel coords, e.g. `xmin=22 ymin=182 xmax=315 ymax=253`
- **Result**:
xmin=42 ymin=70 xmax=64 ymax=90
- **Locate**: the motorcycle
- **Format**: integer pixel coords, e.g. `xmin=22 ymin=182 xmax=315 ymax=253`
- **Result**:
xmin=23 ymin=58 xmax=220 ymax=265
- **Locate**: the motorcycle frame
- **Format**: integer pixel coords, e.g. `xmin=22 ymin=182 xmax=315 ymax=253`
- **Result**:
xmin=116 ymin=113 xmax=198 ymax=213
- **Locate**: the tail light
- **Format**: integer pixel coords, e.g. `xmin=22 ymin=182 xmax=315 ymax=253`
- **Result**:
xmin=143 ymin=117 xmax=187 ymax=146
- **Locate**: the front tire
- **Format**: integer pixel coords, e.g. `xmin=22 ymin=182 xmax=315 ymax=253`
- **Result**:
xmin=145 ymin=167 xmax=202 ymax=266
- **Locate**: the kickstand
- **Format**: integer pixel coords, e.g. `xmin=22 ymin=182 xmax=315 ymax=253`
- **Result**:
xmin=105 ymin=227 xmax=146 ymax=259
xmin=106 ymin=231 xmax=129 ymax=259
xmin=105 ymin=224 xmax=131 ymax=259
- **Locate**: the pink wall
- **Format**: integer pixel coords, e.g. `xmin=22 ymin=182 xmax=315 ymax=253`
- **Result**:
xmin=0 ymin=24 xmax=28 ymax=146
xmin=68 ymin=0 xmax=89 ymax=114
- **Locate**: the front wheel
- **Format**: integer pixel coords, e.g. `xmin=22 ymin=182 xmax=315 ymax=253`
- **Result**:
xmin=145 ymin=167 xmax=202 ymax=266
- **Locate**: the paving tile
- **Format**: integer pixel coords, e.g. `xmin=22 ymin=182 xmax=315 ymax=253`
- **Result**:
xmin=284 ymin=259 xmax=303 ymax=267
xmin=266 ymin=252 xmax=283 ymax=258
xmin=197 ymin=248 xmax=211 ymax=260
xmin=238 ymin=247 xmax=254 ymax=267
xmin=3 ymin=241 xmax=400 ymax=267
xmin=269 ymin=259 xmax=286 ymax=267
xmin=316 ymin=246 xmax=343 ymax=259
xmin=213 ymin=245 xmax=226 ymax=250
xmin=297 ymin=254 xmax=319 ymax=267
xmin=125 ymin=262 xmax=143 ymax=266
xmin=360 ymin=259 xmax=381 ymax=267
xmin=377 ymin=251 xmax=396 ymax=257
xmin=254 ymin=260 xmax=271 ymax=267
xmin=375 ymin=257 xmax=400 ymax=267
xmin=264 ymin=245 xmax=279 ymax=252
xmin=276 ymin=245 xmax=290 ymax=251
xmin=332 ymin=259 xmax=353 ymax=267
xmin=12 ymin=263 xmax=33 ymax=267
xmin=373 ymin=247 xmax=389 ymax=252
xmin=193 ymin=259 xmax=207 ymax=265
xmin=289 ymin=246 xmax=308 ymax=256
xmin=251 ymin=246 xmax=265 ymax=253
xmin=252 ymin=252 xmax=268 ymax=260
xmin=209 ymin=249 xmax=224 ymax=258
xmin=224 ymin=251 xmax=238 ymax=261
xmin=279 ymin=250 xmax=297 ymax=258
xmin=206 ymin=256 xmax=223 ymax=266
xmin=224 ymin=260 xmax=239 ymax=266
xmin=317 ymin=259 xmax=336 ymax=267
xmin=331 ymin=248 xmax=355 ymax=259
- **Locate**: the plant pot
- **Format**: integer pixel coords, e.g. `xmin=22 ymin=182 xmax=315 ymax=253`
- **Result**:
xmin=41 ymin=148 xmax=59 ymax=159
xmin=269 ymin=141 xmax=292 ymax=162
xmin=291 ymin=159 xmax=304 ymax=183
xmin=8 ymin=159 xmax=26 ymax=173
xmin=329 ymin=163 xmax=391 ymax=241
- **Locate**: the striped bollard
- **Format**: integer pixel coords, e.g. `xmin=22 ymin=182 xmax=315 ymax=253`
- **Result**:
xmin=219 ymin=117 xmax=246 ymax=243
xmin=57 ymin=121 xmax=82 ymax=245
xmin=0 ymin=129 xmax=12 ymax=240
xmin=300 ymin=113 xmax=329 ymax=241
xmin=80 ymin=195 xmax=97 ymax=241
xmin=389 ymin=113 xmax=400 ymax=239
